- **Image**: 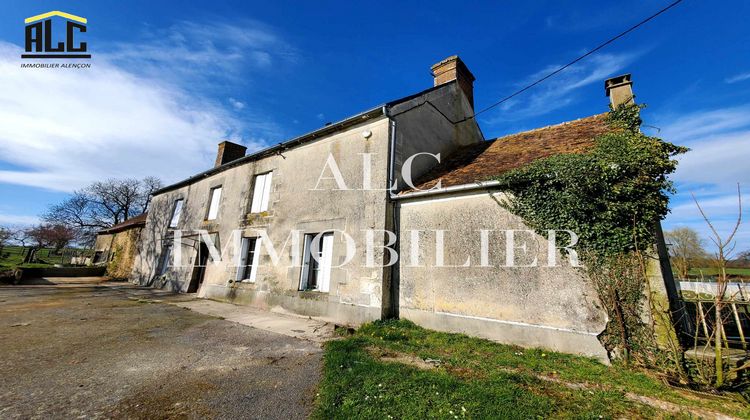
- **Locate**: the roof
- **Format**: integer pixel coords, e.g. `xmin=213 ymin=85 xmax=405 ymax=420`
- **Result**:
xmin=97 ymin=213 xmax=147 ymax=235
xmin=406 ymin=113 xmax=612 ymax=192
xmin=152 ymin=82 xmax=457 ymax=196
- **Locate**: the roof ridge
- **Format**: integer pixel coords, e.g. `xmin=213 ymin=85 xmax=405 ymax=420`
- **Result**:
xmin=488 ymin=112 xmax=608 ymax=142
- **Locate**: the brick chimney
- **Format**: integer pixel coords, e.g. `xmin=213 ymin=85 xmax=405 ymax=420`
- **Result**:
xmin=605 ymin=74 xmax=634 ymax=108
xmin=431 ymin=55 xmax=476 ymax=109
xmin=214 ymin=141 xmax=247 ymax=167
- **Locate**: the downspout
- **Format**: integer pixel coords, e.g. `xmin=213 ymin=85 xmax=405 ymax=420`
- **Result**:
xmin=382 ymin=109 xmax=400 ymax=319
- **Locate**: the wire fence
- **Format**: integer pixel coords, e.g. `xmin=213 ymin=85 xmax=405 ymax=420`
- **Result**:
xmin=681 ymin=289 xmax=750 ymax=351
xmin=0 ymin=246 xmax=94 ymax=269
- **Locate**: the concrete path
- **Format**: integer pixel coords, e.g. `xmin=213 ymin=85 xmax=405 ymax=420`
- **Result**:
xmin=0 ymin=279 xmax=328 ymax=419
xmin=165 ymin=298 xmax=334 ymax=343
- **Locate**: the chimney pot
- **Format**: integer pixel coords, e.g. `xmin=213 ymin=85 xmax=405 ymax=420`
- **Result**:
xmin=605 ymin=74 xmax=634 ymax=108
xmin=431 ymin=55 xmax=476 ymax=109
xmin=214 ymin=141 xmax=247 ymax=167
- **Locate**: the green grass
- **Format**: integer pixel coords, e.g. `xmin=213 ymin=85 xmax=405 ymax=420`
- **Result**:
xmin=314 ymin=320 xmax=750 ymax=419
xmin=0 ymin=245 xmax=86 ymax=270
xmin=687 ymin=267 xmax=750 ymax=279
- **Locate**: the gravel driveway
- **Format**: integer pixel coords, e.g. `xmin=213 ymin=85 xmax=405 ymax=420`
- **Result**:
xmin=0 ymin=280 xmax=323 ymax=419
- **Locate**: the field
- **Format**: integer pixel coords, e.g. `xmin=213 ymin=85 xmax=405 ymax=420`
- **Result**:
xmin=315 ymin=320 xmax=750 ymax=419
xmin=0 ymin=245 xmax=89 ymax=270
xmin=687 ymin=267 xmax=750 ymax=279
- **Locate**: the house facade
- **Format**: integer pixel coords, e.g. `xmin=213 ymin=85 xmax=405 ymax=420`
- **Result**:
xmin=130 ymin=57 xmax=677 ymax=360
xmin=130 ymin=56 xmax=482 ymax=325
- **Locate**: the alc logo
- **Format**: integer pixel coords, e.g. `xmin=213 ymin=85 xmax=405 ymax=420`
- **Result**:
xmin=22 ymin=11 xmax=91 ymax=59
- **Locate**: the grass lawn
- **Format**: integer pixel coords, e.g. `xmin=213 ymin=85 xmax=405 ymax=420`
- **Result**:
xmin=0 ymin=246 xmax=85 ymax=270
xmin=315 ymin=320 xmax=750 ymax=419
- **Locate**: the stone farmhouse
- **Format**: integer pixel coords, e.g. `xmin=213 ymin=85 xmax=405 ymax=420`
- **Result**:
xmin=130 ymin=57 xmax=676 ymax=360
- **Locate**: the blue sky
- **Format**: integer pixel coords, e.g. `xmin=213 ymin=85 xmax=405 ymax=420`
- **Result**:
xmin=1 ymin=0 xmax=749 ymax=253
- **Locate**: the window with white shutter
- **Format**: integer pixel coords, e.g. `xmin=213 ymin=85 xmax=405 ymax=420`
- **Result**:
xmin=206 ymin=187 xmax=222 ymax=220
xmin=249 ymin=172 xmax=273 ymax=213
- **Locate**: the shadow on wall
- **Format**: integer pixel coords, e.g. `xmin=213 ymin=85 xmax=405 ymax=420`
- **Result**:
xmin=133 ymin=195 xmax=200 ymax=292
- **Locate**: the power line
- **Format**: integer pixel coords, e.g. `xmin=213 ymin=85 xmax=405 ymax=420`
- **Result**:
xmin=398 ymin=0 xmax=685 ymax=124
xmin=472 ymin=0 xmax=685 ymax=119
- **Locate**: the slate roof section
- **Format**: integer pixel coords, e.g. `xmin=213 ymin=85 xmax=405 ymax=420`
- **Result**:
xmin=97 ymin=213 xmax=147 ymax=235
xmin=406 ymin=113 xmax=612 ymax=192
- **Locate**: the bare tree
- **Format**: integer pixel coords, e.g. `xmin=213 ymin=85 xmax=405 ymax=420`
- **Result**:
xmin=11 ymin=226 xmax=32 ymax=260
xmin=0 ymin=225 xmax=11 ymax=255
xmin=141 ymin=176 xmax=163 ymax=210
xmin=692 ymin=184 xmax=742 ymax=387
xmin=731 ymin=249 xmax=750 ymax=268
xmin=665 ymin=227 xmax=707 ymax=279
xmin=43 ymin=177 xmax=162 ymax=243
xmin=24 ymin=225 xmax=53 ymax=263
xmin=47 ymin=225 xmax=76 ymax=253
xmin=21 ymin=224 xmax=77 ymax=263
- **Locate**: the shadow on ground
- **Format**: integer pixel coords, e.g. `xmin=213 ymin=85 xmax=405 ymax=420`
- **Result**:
xmin=0 ymin=281 xmax=322 ymax=419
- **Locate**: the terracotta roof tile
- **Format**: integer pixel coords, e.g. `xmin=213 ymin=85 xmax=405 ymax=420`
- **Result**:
xmin=97 ymin=213 xmax=147 ymax=235
xmin=407 ymin=113 xmax=612 ymax=192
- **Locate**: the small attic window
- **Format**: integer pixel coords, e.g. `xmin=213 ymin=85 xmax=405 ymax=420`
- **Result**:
xmin=206 ymin=187 xmax=222 ymax=220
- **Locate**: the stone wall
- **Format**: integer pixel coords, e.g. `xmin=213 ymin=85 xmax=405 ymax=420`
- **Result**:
xmin=93 ymin=228 xmax=143 ymax=279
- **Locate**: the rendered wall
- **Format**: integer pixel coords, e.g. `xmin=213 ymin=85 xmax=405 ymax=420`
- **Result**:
xmin=131 ymin=117 xmax=392 ymax=325
xmin=397 ymin=190 xmax=609 ymax=360
xmin=390 ymin=82 xmax=483 ymax=192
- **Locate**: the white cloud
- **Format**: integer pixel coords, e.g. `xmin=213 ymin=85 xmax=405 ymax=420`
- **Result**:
xmin=229 ymin=98 xmax=246 ymax=110
xmin=484 ymin=52 xmax=641 ymax=122
xmin=669 ymin=191 xmax=746 ymax=223
xmin=101 ymin=20 xmax=297 ymax=93
xmin=670 ymin=130 xmax=750 ymax=186
xmin=659 ymin=105 xmax=750 ymax=251
xmin=0 ymin=213 xmax=40 ymax=226
xmin=0 ymin=20 xmax=292 ymax=193
xmin=655 ymin=106 xmax=750 ymax=187
xmin=726 ymin=72 xmax=750 ymax=84
xmin=657 ymin=106 xmax=750 ymax=143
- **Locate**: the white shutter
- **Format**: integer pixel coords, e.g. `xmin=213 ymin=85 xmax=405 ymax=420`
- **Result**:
xmin=260 ymin=172 xmax=273 ymax=211
xmin=236 ymin=238 xmax=250 ymax=280
xmin=207 ymin=187 xmax=221 ymax=220
xmin=318 ymin=233 xmax=334 ymax=293
xmin=247 ymin=238 xmax=262 ymax=283
xmin=250 ymin=174 xmax=266 ymax=213
xmin=299 ymin=234 xmax=313 ymax=290
xmin=170 ymin=199 xmax=183 ymax=227
xmin=250 ymin=172 xmax=273 ymax=213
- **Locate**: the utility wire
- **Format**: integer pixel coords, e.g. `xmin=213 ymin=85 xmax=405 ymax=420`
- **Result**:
xmin=391 ymin=0 xmax=685 ymax=124
xmin=471 ymin=0 xmax=685 ymax=119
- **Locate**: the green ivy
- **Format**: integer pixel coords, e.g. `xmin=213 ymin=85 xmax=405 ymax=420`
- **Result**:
xmin=495 ymin=103 xmax=688 ymax=363
xmin=496 ymin=103 xmax=688 ymax=257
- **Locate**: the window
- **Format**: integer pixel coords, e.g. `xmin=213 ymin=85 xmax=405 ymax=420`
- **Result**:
xmin=206 ymin=187 xmax=222 ymax=220
xmin=93 ymin=251 xmax=103 ymax=264
xmin=299 ymin=232 xmax=333 ymax=292
xmin=237 ymin=237 xmax=262 ymax=282
xmin=158 ymin=243 xmax=173 ymax=275
xmin=250 ymin=172 xmax=273 ymax=213
xmin=169 ymin=199 xmax=184 ymax=228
